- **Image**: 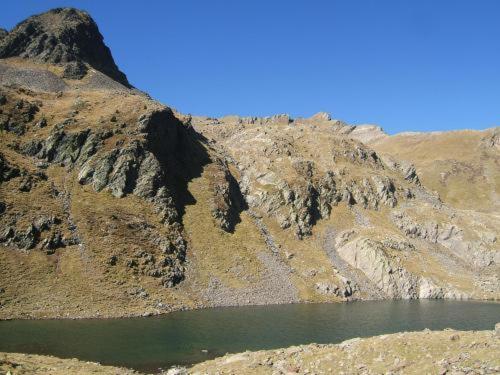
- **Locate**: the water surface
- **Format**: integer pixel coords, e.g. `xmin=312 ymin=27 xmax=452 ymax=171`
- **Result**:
xmin=0 ymin=300 xmax=498 ymax=372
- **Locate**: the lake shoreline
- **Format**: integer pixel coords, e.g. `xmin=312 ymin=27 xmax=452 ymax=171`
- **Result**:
xmin=1 ymin=300 xmax=499 ymax=372
xmin=1 ymin=296 xmax=499 ymax=322
xmin=1 ymin=326 xmax=499 ymax=374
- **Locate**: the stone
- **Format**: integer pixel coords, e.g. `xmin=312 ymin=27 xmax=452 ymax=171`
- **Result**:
xmin=36 ymin=118 xmax=47 ymax=128
xmin=108 ymin=255 xmax=118 ymax=266
xmin=0 ymin=154 xmax=20 ymax=182
xmin=315 ymin=282 xmax=339 ymax=295
xmin=165 ymin=367 xmax=188 ymax=375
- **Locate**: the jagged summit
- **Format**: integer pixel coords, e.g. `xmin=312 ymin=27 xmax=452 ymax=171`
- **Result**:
xmin=0 ymin=8 xmax=129 ymax=86
xmin=309 ymin=111 xmax=331 ymax=121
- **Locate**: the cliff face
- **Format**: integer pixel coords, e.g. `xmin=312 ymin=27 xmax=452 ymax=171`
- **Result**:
xmin=0 ymin=8 xmax=498 ymax=319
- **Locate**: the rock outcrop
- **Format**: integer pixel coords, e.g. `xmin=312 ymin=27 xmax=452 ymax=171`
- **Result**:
xmin=336 ymin=236 xmax=419 ymax=299
xmin=0 ymin=8 xmax=129 ymax=86
xmin=24 ymin=108 xmax=193 ymax=287
xmin=392 ymin=211 xmax=498 ymax=269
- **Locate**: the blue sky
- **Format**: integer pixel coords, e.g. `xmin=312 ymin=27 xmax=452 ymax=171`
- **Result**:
xmin=2 ymin=1 xmax=499 ymax=134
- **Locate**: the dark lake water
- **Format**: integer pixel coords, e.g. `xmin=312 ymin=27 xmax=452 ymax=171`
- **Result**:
xmin=0 ymin=300 xmax=499 ymax=372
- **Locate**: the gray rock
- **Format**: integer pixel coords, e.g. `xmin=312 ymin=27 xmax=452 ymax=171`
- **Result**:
xmin=62 ymin=61 xmax=88 ymax=79
xmin=15 ymin=224 xmax=39 ymax=250
xmin=392 ymin=211 xmax=496 ymax=269
xmin=0 ymin=63 xmax=68 ymax=92
xmin=38 ymin=128 xmax=90 ymax=166
xmin=0 ymin=153 xmax=20 ymax=182
xmin=0 ymin=8 xmax=129 ymax=86
xmin=381 ymin=155 xmax=420 ymax=185
xmin=210 ymin=160 xmax=247 ymax=232
xmin=337 ymin=237 xmax=419 ymax=299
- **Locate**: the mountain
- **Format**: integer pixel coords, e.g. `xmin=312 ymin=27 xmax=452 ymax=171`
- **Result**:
xmin=0 ymin=8 xmax=129 ymax=85
xmin=0 ymin=8 xmax=498 ymax=319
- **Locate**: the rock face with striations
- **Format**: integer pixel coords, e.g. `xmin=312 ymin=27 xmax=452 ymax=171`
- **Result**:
xmin=0 ymin=8 xmax=129 ymax=86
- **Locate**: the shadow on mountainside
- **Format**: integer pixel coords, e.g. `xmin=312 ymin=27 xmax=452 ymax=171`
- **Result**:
xmin=155 ymin=115 xmax=247 ymax=232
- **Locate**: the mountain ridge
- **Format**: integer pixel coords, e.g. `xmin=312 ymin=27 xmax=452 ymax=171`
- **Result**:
xmin=0 ymin=8 xmax=498 ymax=320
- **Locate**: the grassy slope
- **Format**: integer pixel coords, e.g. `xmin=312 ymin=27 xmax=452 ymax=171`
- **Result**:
xmin=371 ymin=129 xmax=499 ymax=213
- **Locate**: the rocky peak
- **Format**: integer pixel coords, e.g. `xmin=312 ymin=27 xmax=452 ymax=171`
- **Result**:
xmin=348 ymin=124 xmax=387 ymax=143
xmin=0 ymin=8 xmax=129 ymax=86
xmin=309 ymin=112 xmax=331 ymax=121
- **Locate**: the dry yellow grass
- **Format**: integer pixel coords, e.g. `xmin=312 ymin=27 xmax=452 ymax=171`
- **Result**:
xmin=371 ymin=129 xmax=499 ymax=212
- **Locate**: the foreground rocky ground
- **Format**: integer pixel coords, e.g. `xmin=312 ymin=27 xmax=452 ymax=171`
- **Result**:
xmin=0 ymin=352 xmax=139 ymax=374
xmin=1 ymin=326 xmax=499 ymax=374
xmin=0 ymin=8 xmax=499 ymax=320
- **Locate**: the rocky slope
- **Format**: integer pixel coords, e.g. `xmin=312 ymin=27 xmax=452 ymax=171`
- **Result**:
xmin=0 ymin=8 xmax=499 ymax=319
xmin=0 ymin=8 xmax=129 ymax=85
xmin=0 ymin=352 xmax=139 ymax=375
xmin=189 ymin=326 xmax=500 ymax=375
xmin=1 ymin=326 xmax=499 ymax=374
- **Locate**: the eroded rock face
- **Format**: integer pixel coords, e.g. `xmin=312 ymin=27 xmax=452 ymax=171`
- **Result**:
xmin=481 ymin=127 xmax=500 ymax=149
xmin=247 ymin=164 xmax=402 ymax=238
xmin=336 ymin=236 xmax=469 ymax=300
xmin=337 ymin=237 xmax=419 ymax=299
xmin=392 ymin=211 xmax=497 ymax=269
xmin=0 ymin=214 xmax=73 ymax=253
xmin=0 ymin=8 xmax=129 ymax=86
xmin=209 ymin=160 xmax=247 ymax=232
xmin=19 ymin=107 xmax=196 ymax=287
xmin=192 ymin=114 xmax=422 ymax=239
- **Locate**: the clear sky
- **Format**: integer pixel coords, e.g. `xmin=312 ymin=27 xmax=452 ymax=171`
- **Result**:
xmin=2 ymin=1 xmax=499 ymax=134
